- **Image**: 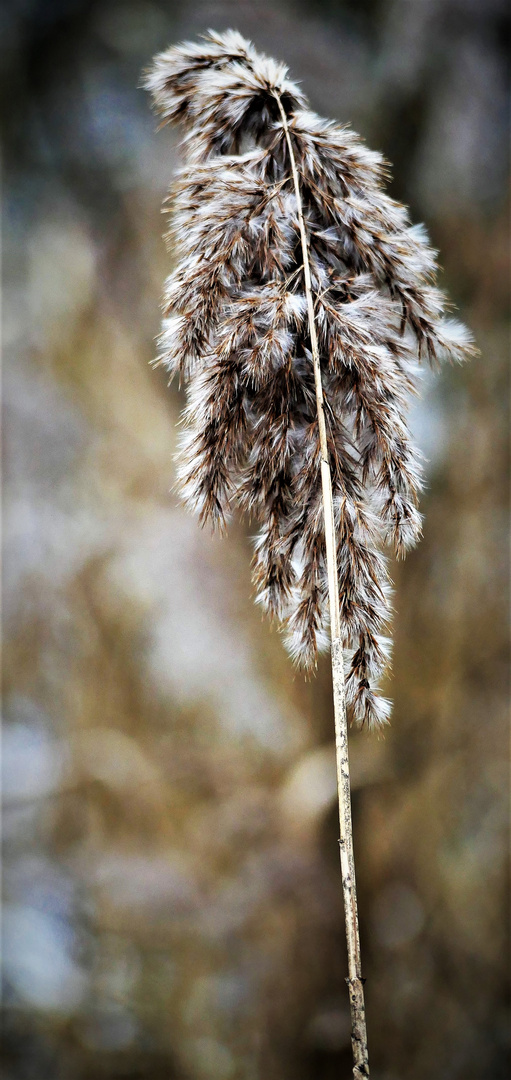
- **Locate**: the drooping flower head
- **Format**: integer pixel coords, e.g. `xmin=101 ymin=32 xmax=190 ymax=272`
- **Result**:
xmin=145 ymin=30 xmax=475 ymax=727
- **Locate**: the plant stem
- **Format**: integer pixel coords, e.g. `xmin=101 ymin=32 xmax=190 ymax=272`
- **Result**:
xmin=274 ymin=92 xmax=370 ymax=1079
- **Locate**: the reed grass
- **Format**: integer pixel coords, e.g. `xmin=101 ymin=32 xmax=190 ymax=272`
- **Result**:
xmin=145 ymin=30 xmax=475 ymax=1076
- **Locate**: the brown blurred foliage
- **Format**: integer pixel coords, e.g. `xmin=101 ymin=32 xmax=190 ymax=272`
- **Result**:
xmin=2 ymin=2 xmax=509 ymax=1079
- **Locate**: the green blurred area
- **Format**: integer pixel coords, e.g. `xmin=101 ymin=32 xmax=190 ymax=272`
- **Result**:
xmin=2 ymin=2 xmax=509 ymax=1078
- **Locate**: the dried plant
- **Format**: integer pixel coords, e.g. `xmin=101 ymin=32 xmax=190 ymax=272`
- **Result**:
xmin=145 ymin=29 xmax=474 ymax=1078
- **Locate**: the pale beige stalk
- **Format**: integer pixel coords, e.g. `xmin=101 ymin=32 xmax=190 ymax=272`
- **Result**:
xmin=274 ymin=92 xmax=370 ymax=1079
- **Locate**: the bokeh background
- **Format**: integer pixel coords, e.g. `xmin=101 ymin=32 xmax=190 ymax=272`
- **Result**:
xmin=2 ymin=2 xmax=509 ymax=1078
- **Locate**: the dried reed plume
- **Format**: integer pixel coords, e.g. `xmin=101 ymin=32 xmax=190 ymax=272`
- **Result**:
xmin=145 ymin=30 xmax=474 ymax=1077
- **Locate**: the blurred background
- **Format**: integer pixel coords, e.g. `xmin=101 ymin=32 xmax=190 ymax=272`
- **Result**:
xmin=2 ymin=2 xmax=509 ymax=1078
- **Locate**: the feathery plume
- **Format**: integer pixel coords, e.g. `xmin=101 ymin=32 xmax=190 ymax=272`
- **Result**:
xmin=146 ymin=30 xmax=474 ymax=723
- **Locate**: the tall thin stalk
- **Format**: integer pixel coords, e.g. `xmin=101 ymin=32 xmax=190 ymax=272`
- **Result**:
xmin=275 ymin=91 xmax=369 ymax=1078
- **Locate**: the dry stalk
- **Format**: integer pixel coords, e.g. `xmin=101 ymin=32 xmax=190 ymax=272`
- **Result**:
xmin=275 ymin=90 xmax=369 ymax=1078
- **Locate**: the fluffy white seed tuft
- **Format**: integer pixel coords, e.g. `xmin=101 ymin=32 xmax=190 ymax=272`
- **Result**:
xmin=146 ymin=30 xmax=475 ymax=727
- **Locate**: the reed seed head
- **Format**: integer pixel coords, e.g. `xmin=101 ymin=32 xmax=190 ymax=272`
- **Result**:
xmin=145 ymin=30 xmax=475 ymax=728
